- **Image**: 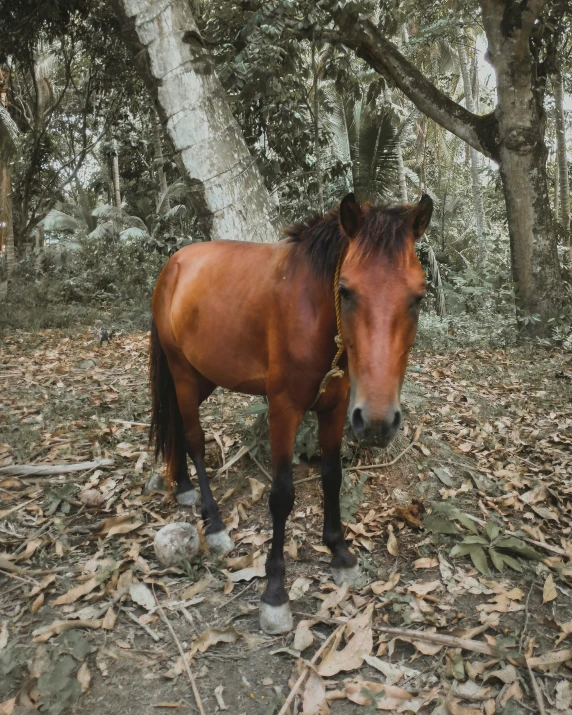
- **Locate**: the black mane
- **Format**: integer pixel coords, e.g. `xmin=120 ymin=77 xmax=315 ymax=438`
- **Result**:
xmin=284 ymin=203 xmax=413 ymax=279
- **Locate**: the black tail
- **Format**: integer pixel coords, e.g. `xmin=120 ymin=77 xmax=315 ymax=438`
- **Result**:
xmin=149 ymin=319 xmax=186 ymax=485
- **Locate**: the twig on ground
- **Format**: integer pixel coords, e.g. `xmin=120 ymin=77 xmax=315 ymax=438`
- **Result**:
xmin=277 ymin=622 xmax=345 ymax=715
xmin=350 ymin=436 xmax=420 ymax=471
xmin=251 ymin=454 xmax=272 ymax=483
xmin=153 ymin=588 xmax=206 ymax=715
xmin=120 ymin=607 xmax=161 ymax=642
xmin=95 ymin=586 xmax=130 ymax=619
xmin=526 ymin=658 xmax=547 ymax=715
xmin=14 ymin=522 xmax=51 ymax=556
xmin=215 ymin=445 xmax=251 ymax=477
xmin=210 ymin=430 xmax=226 ymax=467
xmin=0 ymin=459 xmax=113 ymax=477
xmin=0 ymin=497 xmax=41 ymax=519
xmin=0 ymin=569 xmax=42 ymax=587
xmin=519 ymin=580 xmax=536 ymax=652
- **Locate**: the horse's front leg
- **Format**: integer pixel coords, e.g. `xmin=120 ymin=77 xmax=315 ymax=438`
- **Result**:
xmin=317 ymin=402 xmax=363 ymax=587
xmin=260 ymin=397 xmax=303 ymax=634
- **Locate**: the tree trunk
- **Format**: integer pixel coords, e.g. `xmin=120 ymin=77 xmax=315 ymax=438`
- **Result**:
xmin=312 ymin=42 xmax=324 ymax=214
xmin=554 ymin=156 xmax=560 ymax=220
xmin=152 ymin=110 xmax=169 ymax=205
xmin=396 ymin=142 xmax=407 ymax=204
xmin=553 ymin=71 xmax=570 ymax=237
xmin=332 ymin=4 xmax=564 ymax=331
xmin=112 ymin=0 xmax=277 ymax=243
xmin=111 ymin=139 xmax=121 ymax=208
xmin=1 ymin=167 xmax=15 ymax=274
xmin=481 ymin=0 xmax=562 ymax=327
xmin=457 ymin=29 xmax=486 ymax=265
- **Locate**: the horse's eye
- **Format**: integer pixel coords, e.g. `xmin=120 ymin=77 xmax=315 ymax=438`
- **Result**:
xmin=411 ymin=294 xmax=425 ymax=310
xmin=338 ymin=285 xmax=351 ymax=301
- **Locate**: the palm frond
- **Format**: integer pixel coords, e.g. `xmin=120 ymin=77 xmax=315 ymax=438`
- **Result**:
xmin=0 ymin=105 xmax=19 ymax=157
xmin=39 ymin=209 xmax=81 ymax=233
xmin=119 ymin=227 xmax=150 ymax=241
xmin=164 ymin=204 xmax=188 ymax=221
xmin=88 ymin=221 xmax=118 ymax=240
xmin=423 ymin=240 xmax=446 ymax=317
xmin=157 ymin=181 xmax=188 ymax=215
xmin=91 ymin=205 xmax=124 ymax=220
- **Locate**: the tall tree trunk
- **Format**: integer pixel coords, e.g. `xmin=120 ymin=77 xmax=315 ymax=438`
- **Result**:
xmin=332 ymin=2 xmax=565 ymax=332
xmin=396 ymin=143 xmax=407 ymax=203
xmin=311 ymin=42 xmax=324 ymax=214
xmin=481 ymin=1 xmax=562 ymax=326
xmin=152 ymin=111 xmax=169 ymax=205
xmin=111 ymin=139 xmax=121 ymax=208
xmin=457 ymin=29 xmax=486 ymax=265
xmin=554 ymin=156 xmax=560 ymax=220
xmin=553 ymin=71 xmax=570 ymax=237
xmin=113 ymin=0 xmax=277 ymax=243
xmin=1 ymin=167 xmax=15 ymax=275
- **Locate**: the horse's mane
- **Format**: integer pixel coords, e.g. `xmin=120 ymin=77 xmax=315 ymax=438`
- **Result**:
xmin=283 ymin=203 xmax=413 ymax=279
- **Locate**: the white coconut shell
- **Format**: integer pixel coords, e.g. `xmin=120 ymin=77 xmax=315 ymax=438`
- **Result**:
xmin=154 ymin=522 xmax=199 ymax=568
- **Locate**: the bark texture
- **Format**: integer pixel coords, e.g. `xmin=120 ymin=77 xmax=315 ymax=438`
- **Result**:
xmin=481 ymin=0 xmax=562 ymax=323
xmin=111 ymin=139 xmax=122 ymax=208
xmin=0 ymin=74 xmax=15 ymax=275
xmin=457 ymin=31 xmax=486 ymax=265
xmin=113 ymin=0 xmax=277 ymax=242
xmin=152 ymin=111 xmax=169 ymax=202
xmin=553 ymin=71 xmax=570 ymax=235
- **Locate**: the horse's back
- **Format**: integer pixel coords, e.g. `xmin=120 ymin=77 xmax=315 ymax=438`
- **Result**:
xmin=153 ymin=240 xmax=287 ymax=393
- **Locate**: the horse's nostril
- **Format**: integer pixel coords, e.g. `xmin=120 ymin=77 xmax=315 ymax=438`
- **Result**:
xmin=351 ymin=407 xmax=366 ymax=435
xmin=392 ymin=409 xmax=402 ymax=430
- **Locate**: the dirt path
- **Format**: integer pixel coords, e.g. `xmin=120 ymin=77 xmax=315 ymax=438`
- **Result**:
xmin=1 ymin=330 xmax=571 ymax=714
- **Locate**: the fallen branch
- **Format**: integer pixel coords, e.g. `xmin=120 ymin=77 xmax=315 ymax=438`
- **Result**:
xmin=277 ymin=622 xmax=345 ymax=715
xmin=120 ymin=607 xmax=161 ymax=642
xmin=0 ymin=459 xmax=113 ymax=477
xmin=251 ymin=454 xmax=272 ymax=483
xmin=0 ymin=497 xmax=42 ymax=520
xmin=153 ymin=589 xmax=206 ymax=715
xmin=350 ymin=432 xmax=421 ymax=471
xmin=526 ymin=658 xmax=546 ymax=715
xmin=215 ymin=445 xmax=251 ymax=477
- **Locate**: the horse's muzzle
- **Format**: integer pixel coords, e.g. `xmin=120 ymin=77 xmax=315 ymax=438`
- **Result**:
xmin=350 ymin=404 xmax=402 ymax=447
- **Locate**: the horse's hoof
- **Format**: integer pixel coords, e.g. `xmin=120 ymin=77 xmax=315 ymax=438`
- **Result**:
xmin=331 ymin=564 xmax=365 ymax=588
xmin=176 ymin=489 xmax=199 ymax=507
xmin=259 ymin=601 xmax=293 ymax=635
xmin=206 ymin=530 xmax=234 ymax=555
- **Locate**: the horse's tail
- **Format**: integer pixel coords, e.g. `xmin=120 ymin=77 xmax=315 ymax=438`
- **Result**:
xmin=149 ymin=319 xmax=186 ymax=486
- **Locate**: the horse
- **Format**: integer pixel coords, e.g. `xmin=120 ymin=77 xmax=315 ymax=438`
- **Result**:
xmin=149 ymin=192 xmax=432 ymax=634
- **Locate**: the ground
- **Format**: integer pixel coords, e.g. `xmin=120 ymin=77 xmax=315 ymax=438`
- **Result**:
xmin=0 ymin=328 xmax=571 ymax=715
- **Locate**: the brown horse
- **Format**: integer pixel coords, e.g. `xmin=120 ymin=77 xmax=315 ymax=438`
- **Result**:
xmin=149 ymin=193 xmax=432 ymax=634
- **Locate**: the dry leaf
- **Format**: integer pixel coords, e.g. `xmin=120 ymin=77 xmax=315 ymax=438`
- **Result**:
xmin=102 ymin=607 xmax=117 ymax=630
xmin=407 ymin=580 xmax=441 ymax=597
xmin=225 ymin=554 xmax=266 ymax=582
xmin=413 ymin=557 xmax=439 ymax=569
xmin=453 ymin=680 xmax=496 ymax=701
xmin=214 ymin=684 xmax=228 ymax=710
xmin=371 ymin=572 xmax=400 ymax=595
xmin=555 ymin=680 xmax=572 ymax=711
xmin=302 ymin=669 xmax=330 ymax=715
xmin=179 ymin=577 xmax=214 ymax=600
xmin=555 ymin=621 xmax=572 ymax=646
xmin=543 ymin=574 xmax=557 ymax=603
xmin=446 ymin=700 xmax=484 ymax=715
xmin=318 ymin=607 xmax=373 ymax=676
xmin=290 ymin=576 xmax=312 ymax=600
xmin=0 ymin=698 xmax=16 ymax=715
xmin=248 ymin=478 xmax=266 ymax=504
xmin=344 ymin=681 xmax=412 ymax=709
xmin=32 ymin=619 xmax=102 ymax=642
xmin=77 ymin=661 xmax=91 ymax=692
xmin=223 ymin=578 xmax=234 ymax=595
xmin=483 ymin=664 xmax=518 ymax=684
xmin=52 ymin=576 xmax=99 ymax=606
xmin=294 ymin=620 xmax=315 ymax=652
xmin=129 ymin=582 xmax=155 ymax=611
xmin=0 ymin=623 xmax=7 ymax=651
xmin=285 ymin=538 xmax=298 ymax=560
xmin=31 ymin=592 xmax=44 ymax=614
xmin=527 ymin=648 xmax=572 ymax=669
xmin=317 ymin=583 xmax=349 ymax=616
xmin=189 ymin=627 xmax=240 ymax=659
xmin=363 ymin=654 xmax=419 ymax=684
xmin=387 ymin=525 xmax=398 ymax=556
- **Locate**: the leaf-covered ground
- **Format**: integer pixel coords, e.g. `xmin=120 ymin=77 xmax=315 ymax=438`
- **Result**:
xmin=1 ymin=329 xmax=571 ymax=715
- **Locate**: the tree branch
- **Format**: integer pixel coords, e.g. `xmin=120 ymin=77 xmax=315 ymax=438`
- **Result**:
xmin=328 ymin=12 xmax=500 ymax=162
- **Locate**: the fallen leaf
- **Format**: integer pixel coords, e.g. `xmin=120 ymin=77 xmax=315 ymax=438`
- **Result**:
xmin=290 ymin=576 xmax=312 ymax=600
xmin=130 ymin=582 xmax=155 ymax=611
xmin=527 ymin=648 xmax=572 ymax=669
xmin=363 ymin=654 xmax=419 ymax=684
xmin=407 ymin=580 xmax=441 ymax=597
xmin=317 ymin=583 xmax=349 ymax=616
xmin=248 ymin=478 xmax=266 ymax=504
xmin=0 ymin=698 xmax=16 ymax=715
xmin=387 ymin=525 xmax=398 ymax=556
xmin=31 ymin=592 xmax=44 ymax=614
xmin=179 ymin=577 xmax=214 ymax=600
xmin=214 ymin=684 xmax=228 ymax=711
xmin=77 ymin=661 xmax=91 ymax=692
xmin=302 ymin=669 xmax=330 ymax=714
xmin=371 ymin=572 xmax=400 ymax=595
xmin=318 ymin=606 xmax=373 ymax=676
xmin=294 ymin=620 xmax=314 ymax=652
xmin=543 ymin=574 xmax=557 ymax=603
xmin=32 ymin=619 xmax=102 ymax=642
xmin=189 ymin=627 xmax=240 ymax=659
xmin=225 ymin=554 xmax=266 ymax=582
xmin=555 ymin=680 xmax=572 ymax=711
xmin=52 ymin=576 xmax=99 ymax=606
xmin=0 ymin=623 xmax=7 ymax=650
xmin=483 ymin=664 xmax=518 ymax=684
xmin=555 ymin=621 xmax=572 ymax=646
xmin=344 ymin=681 xmax=412 ymax=709
xmin=446 ymin=700 xmax=484 ymax=715
xmin=413 ymin=558 xmax=439 ymax=570
xmin=453 ymin=680 xmax=496 ymax=701
xmin=102 ymin=607 xmax=117 ymax=630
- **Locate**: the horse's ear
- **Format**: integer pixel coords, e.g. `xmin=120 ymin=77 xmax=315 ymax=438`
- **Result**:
xmin=339 ymin=193 xmax=363 ymax=239
xmin=411 ymin=193 xmax=433 ymax=239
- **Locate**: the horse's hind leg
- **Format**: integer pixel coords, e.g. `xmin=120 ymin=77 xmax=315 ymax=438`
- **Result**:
xmin=317 ymin=402 xmax=363 ymax=587
xmin=169 ymin=360 xmax=233 ymax=554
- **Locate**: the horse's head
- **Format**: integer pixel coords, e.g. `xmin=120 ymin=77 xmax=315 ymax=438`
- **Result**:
xmin=338 ymin=193 xmax=432 ymax=447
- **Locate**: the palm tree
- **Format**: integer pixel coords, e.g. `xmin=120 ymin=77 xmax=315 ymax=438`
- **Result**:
xmin=0 ymin=68 xmax=17 ymax=275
